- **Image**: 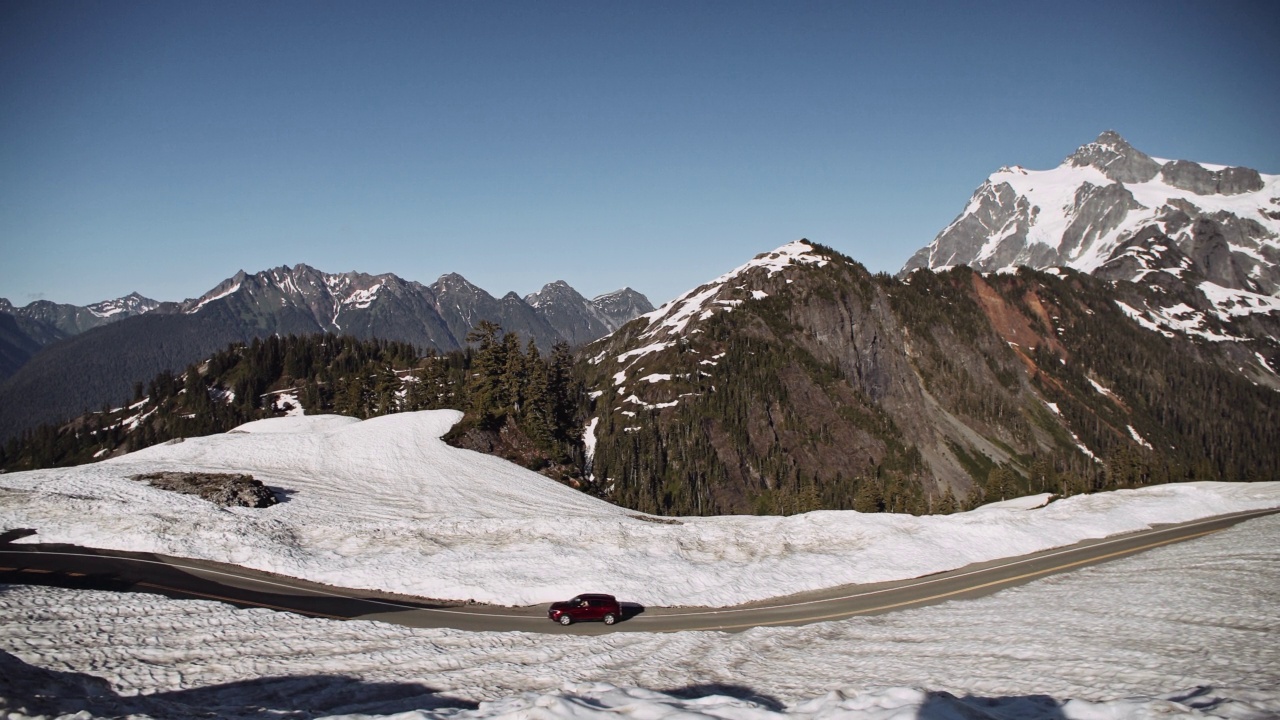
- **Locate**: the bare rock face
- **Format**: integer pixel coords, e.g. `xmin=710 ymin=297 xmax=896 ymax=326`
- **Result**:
xmin=1160 ymin=160 xmax=1264 ymax=196
xmin=1060 ymin=182 xmax=1145 ymax=259
xmin=132 ymin=472 xmax=278 ymax=508
xmin=1067 ymin=130 xmax=1161 ymax=183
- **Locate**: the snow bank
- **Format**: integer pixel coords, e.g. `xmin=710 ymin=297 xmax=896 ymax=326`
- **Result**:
xmin=4 ymin=513 xmax=1278 ymax=720
xmin=1 ymin=410 xmax=1277 ymax=606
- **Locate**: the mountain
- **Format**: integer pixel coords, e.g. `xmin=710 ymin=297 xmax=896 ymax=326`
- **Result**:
xmin=0 ymin=313 xmax=51 ymax=381
xmin=0 ymin=292 xmax=160 ymax=338
xmin=525 ymin=281 xmax=655 ymax=346
xmin=577 ymin=240 xmax=1279 ymax=516
xmin=0 ymin=266 xmax=649 ymax=441
xmin=902 ymin=131 xmax=1279 ymax=284
xmin=175 ymin=265 xmax=651 ymax=353
xmin=901 ymin=131 xmax=1280 ymax=347
xmin=0 ymin=293 xmax=161 ymax=382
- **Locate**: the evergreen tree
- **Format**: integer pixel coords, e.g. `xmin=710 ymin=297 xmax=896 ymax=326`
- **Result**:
xmin=466 ymin=321 xmax=508 ymax=429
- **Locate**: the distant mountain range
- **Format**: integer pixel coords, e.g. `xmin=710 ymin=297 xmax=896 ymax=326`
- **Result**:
xmin=0 ymin=266 xmax=651 ymax=440
xmin=0 ymin=293 xmax=161 ymax=379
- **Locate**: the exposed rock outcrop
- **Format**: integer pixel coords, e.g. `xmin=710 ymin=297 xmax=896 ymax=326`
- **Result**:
xmin=1067 ymin=130 xmax=1161 ymax=183
xmin=132 ymin=471 xmax=278 ymax=508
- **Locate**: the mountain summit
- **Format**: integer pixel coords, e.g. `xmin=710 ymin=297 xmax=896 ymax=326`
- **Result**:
xmin=902 ymin=131 xmax=1279 ymax=293
xmin=901 ymin=132 xmax=1280 ymax=350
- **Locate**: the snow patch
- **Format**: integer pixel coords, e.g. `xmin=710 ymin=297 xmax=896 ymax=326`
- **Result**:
xmin=2 ymin=412 xmax=1276 ymax=608
xmin=583 ymin=417 xmax=599 ymax=463
xmin=616 ymin=342 xmax=673 ymax=364
xmin=637 ymin=373 xmax=672 ymax=384
xmin=640 ymin=240 xmax=828 ymax=339
xmin=186 ymin=282 xmax=241 ymax=314
xmin=1127 ymin=425 xmax=1153 ymax=450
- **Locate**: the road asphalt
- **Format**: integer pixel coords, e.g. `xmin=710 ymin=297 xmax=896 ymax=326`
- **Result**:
xmin=1 ymin=507 xmax=1275 ymax=635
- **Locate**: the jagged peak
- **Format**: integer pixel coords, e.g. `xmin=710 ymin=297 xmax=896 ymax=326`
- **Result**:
xmin=1065 ymin=130 xmax=1161 ymax=184
xmin=1089 ymin=129 xmax=1129 ymax=150
xmin=525 ymin=280 xmax=589 ymax=309
xmin=592 ymin=287 xmax=640 ymax=302
xmin=436 ymin=271 xmax=468 ymax=283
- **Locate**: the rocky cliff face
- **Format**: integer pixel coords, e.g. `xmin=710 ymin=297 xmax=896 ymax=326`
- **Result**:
xmin=578 ymin=241 xmax=1279 ymax=516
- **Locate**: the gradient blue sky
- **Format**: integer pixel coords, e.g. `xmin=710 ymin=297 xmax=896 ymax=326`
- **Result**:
xmin=3 ymin=1 xmax=1279 ymax=307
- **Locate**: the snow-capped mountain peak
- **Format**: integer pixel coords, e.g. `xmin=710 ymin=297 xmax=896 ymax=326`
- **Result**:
xmin=86 ymin=292 xmax=160 ymax=319
xmin=904 ymin=132 xmax=1279 ymax=284
xmin=901 ymin=133 xmax=1280 ymax=352
xmin=0 ymin=291 xmax=159 ymax=336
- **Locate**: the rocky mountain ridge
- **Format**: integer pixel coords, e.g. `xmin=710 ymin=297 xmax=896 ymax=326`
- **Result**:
xmin=0 ymin=292 xmax=161 ymax=336
xmin=170 ymin=263 xmax=649 ymax=354
xmin=578 ymin=240 xmax=1278 ymax=516
xmin=0 ymin=266 xmax=650 ymax=441
xmin=0 ymin=293 xmax=161 ymax=380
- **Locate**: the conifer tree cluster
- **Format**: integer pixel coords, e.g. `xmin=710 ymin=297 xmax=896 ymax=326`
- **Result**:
xmin=0 ymin=328 xmax=584 ymax=474
xmin=447 ymin=321 xmax=585 ymax=468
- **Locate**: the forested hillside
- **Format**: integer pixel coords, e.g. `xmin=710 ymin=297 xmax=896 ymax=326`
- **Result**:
xmin=580 ymin=242 xmax=1280 ymax=516
xmin=0 ymin=331 xmax=584 ymax=477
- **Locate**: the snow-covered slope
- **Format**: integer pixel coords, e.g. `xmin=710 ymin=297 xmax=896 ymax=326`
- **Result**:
xmin=4 ymin=496 xmax=1279 ymax=720
xmin=2 ymin=409 xmax=1277 ymax=606
xmin=634 ymin=240 xmax=829 ymax=341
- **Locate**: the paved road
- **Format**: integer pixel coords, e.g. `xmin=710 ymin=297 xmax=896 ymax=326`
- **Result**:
xmin=2 ymin=507 xmax=1275 ymax=635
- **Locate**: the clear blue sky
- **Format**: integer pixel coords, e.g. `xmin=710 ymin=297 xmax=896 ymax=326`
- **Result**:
xmin=3 ymin=1 xmax=1278 ymax=307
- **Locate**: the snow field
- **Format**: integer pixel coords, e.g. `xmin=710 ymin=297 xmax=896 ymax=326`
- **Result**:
xmin=3 ymin=512 xmax=1278 ymax=720
xmin=1 ymin=410 xmax=1278 ymax=607
xmin=983 ymin=160 xmax=1280 ymax=276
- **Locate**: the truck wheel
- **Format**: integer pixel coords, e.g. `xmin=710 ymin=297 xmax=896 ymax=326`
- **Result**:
xmin=603 ymin=613 xmax=616 ymax=625
xmin=559 ymin=614 xmax=572 ymax=625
